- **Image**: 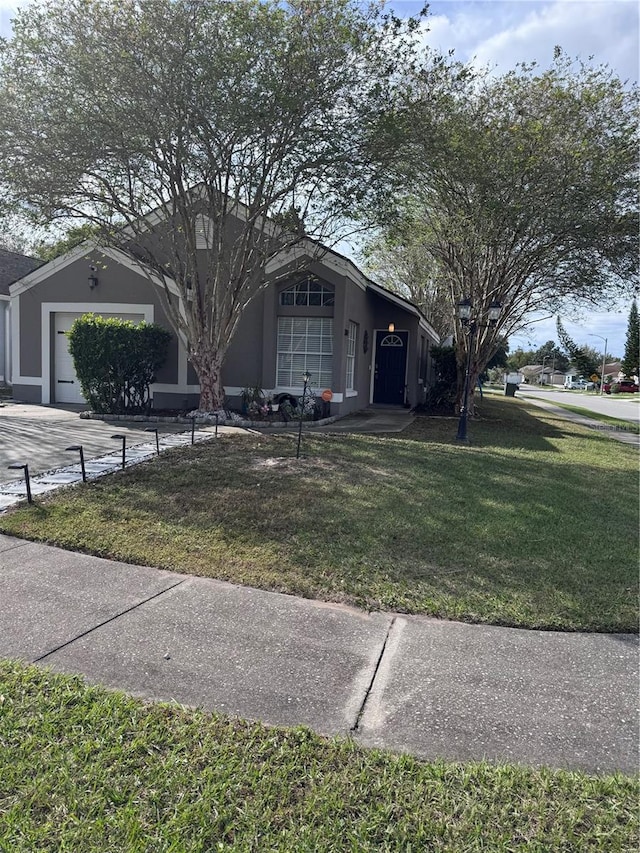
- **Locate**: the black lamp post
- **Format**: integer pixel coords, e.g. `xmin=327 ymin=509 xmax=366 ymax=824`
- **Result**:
xmin=456 ymin=298 xmax=502 ymax=442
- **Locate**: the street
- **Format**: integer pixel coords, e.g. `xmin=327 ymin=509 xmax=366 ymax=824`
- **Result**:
xmin=516 ymin=386 xmax=640 ymax=423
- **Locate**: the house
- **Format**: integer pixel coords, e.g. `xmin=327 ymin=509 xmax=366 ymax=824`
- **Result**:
xmin=0 ymin=248 xmax=43 ymax=384
xmin=8 ymin=234 xmax=439 ymax=415
xmin=602 ymin=361 xmax=623 ymax=381
xmin=520 ymin=364 xmax=565 ymax=386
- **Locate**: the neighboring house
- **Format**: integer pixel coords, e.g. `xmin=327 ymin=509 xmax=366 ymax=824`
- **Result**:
xmin=520 ymin=364 xmax=543 ymax=383
xmin=8 ymin=234 xmax=439 ymax=415
xmin=0 ymin=248 xmax=43 ymax=383
xmin=520 ymin=364 xmax=567 ymax=386
xmin=603 ymin=361 xmax=623 ymax=380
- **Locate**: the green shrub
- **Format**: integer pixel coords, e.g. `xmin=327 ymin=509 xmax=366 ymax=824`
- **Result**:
xmin=68 ymin=314 xmax=171 ymax=413
xmin=610 ymin=382 xmax=622 ymax=394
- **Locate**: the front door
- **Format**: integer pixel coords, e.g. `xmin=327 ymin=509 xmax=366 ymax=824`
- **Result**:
xmin=373 ymin=330 xmax=408 ymax=405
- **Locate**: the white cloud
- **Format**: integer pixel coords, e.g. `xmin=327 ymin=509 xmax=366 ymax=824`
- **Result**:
xmin=418 ymin=1 xmax=639 ymax=82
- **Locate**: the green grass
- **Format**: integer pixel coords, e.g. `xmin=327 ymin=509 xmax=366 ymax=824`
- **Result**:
xmin=0 ymin=661 xmax=637 ymax=852
xmin=0 ymin=398 xmax=637 ymax=632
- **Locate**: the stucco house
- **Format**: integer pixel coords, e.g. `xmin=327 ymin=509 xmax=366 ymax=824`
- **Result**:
xmin=8 ymin=232 xmax=439 ymax=416
xmin=0 ymin=248 xmax=43 ymax=384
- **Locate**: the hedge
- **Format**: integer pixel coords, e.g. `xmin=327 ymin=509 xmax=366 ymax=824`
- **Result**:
xmin=68 ymin=314 xmax=171 ymax=413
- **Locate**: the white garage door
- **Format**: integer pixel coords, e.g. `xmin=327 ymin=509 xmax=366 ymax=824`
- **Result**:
xmin=54 ymin=312 xmax=145 ymax=404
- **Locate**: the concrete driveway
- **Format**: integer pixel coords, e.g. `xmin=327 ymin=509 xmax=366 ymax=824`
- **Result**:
xmin=0 ymin=401 xmax=200 ymax=478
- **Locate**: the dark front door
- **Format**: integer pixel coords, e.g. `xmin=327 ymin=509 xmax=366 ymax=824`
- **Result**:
xmin=373 ymin=330 xmax=408 ymax=404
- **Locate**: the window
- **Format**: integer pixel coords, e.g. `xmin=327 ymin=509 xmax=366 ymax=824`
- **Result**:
xmin=381 ymin=333 xmax=404 ymax=347
xmin=346 ymin=322 xmax=357 ymax=390
xmin=279 ymin=278 xmax=334 ymax=307
xmin=277 ymin=317 xmax=333 ymax=387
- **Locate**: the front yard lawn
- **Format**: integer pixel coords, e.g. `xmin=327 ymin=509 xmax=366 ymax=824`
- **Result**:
xmin=0 ymin=398 xmax=637 ymax=632
xmin=1 ymin=661 xmax=637 ymax=852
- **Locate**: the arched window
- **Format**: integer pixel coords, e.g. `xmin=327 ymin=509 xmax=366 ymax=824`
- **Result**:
xmin=381 ymin=334 xmax=404 ymax=347
xmin=279 ymin=278 xmax=334 ymax=307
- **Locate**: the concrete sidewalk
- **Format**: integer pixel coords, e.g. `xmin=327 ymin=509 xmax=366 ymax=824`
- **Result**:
xmin=1 ymin=533 xmax=637 ymax=776
xmin=517 ymin=393 xmax=640 ymax=447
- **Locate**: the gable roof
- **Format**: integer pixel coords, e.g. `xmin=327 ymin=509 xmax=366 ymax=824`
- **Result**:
xmin=0 ymin=248 xmax=43 ymax=296
xmin=5 ymin=198 xmax=440 ymax=342
xmin=266 ymin=240 xmax=440 ymax=342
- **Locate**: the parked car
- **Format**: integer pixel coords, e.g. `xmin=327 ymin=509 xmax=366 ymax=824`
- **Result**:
xmin=602 ymin=380 xmax=639 ymax=394
xmin=565 ymin=378 xmax=594 ymax=390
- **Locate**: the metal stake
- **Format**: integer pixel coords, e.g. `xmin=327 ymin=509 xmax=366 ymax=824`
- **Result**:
xmin=111 ymin=434 xmax=126 ymax=469
xmin=8 ymin=463 xmax=33 ymax=504
xmin=65 ymin=445 xmax=87 ymax=482
xmin=144 ymin=427 xmax=160 ymax=455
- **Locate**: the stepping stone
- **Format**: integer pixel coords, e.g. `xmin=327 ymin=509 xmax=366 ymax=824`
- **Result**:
xmin=1 ymin=480 xmax=60 ymax=496
xmin=37 ymin=472 xmax=85 ymax=485
xmin=0 ymin=495 xmax=21 ymax=510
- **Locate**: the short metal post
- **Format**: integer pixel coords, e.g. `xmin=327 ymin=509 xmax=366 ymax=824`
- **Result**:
xmin=65 ymin=445 xmax=87 ymax=482
xmin=296 ymin=373 xmax=310 ymax=459
xmin=7 ymin=463 xmax=33 ymax=504
xmin=111 ymin=434 xmax=126 ymax=469
xmin=144 ymin=427 xmax=160 ymax=455
xmin=190 ymin=416 xmax=196 ymax=445
xmin=215 ymin=413 xmax=219 ymax=438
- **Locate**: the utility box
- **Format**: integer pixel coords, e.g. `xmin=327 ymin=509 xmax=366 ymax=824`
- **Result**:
xmin=505 ymin=372 xmax=521 ymax=397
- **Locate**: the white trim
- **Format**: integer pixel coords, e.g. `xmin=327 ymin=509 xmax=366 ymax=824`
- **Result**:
xmin=266 ymin=243 xmax=366 ymax=292
xmin=3 ymin=302 xmax=9 ymax=384
xmin=9 ymin=242 xmax=96 ymax=296
xmin=10 ymin=295 xmax=22 ymax=385
xmin=265 ymin=243 xmax=439 ymax=344
xmin=345 ymin=390 xmax=358 ymax=398
xmin=99 ymin=247 xmax=181 ymax=298
xmin=41 ymin=302 xmax=154 ymax=404
xmin=9 ymin=240 xmax=181 ymax=299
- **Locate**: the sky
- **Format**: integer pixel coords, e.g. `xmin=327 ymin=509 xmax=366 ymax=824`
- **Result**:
xmin=1 ymin=0 xmax=638 ymax=358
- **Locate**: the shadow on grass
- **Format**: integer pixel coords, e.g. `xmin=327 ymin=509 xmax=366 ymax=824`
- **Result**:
xmin=4 ymin=400 xmax=637 ymax=632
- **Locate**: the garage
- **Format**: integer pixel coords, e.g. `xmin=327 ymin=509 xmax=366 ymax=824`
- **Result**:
xmin=54 ymin=312 xmax=145 ymax=404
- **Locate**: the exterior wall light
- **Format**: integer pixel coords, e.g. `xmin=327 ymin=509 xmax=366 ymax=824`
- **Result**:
xmin=88 ymin=265 xmax=99 ymax=289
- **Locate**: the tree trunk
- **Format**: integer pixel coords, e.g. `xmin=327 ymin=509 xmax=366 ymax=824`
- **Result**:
xmin=190 ymin=345 xmax=225 ymax=412
xmin=455 ymin=357 xmax=481 ymax=417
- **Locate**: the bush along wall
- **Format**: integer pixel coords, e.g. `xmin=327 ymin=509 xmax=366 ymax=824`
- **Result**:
xmin=68 ymin=314 xmax=171 ymax=414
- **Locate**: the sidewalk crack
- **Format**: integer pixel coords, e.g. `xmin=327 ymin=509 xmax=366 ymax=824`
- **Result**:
xmin=33 ymin=579 xmax=186 ymax=663
xmin=0 ymin=540 xmax=32 ymax=556
xmin=351 ymin=616 xmax=396 ymax=733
